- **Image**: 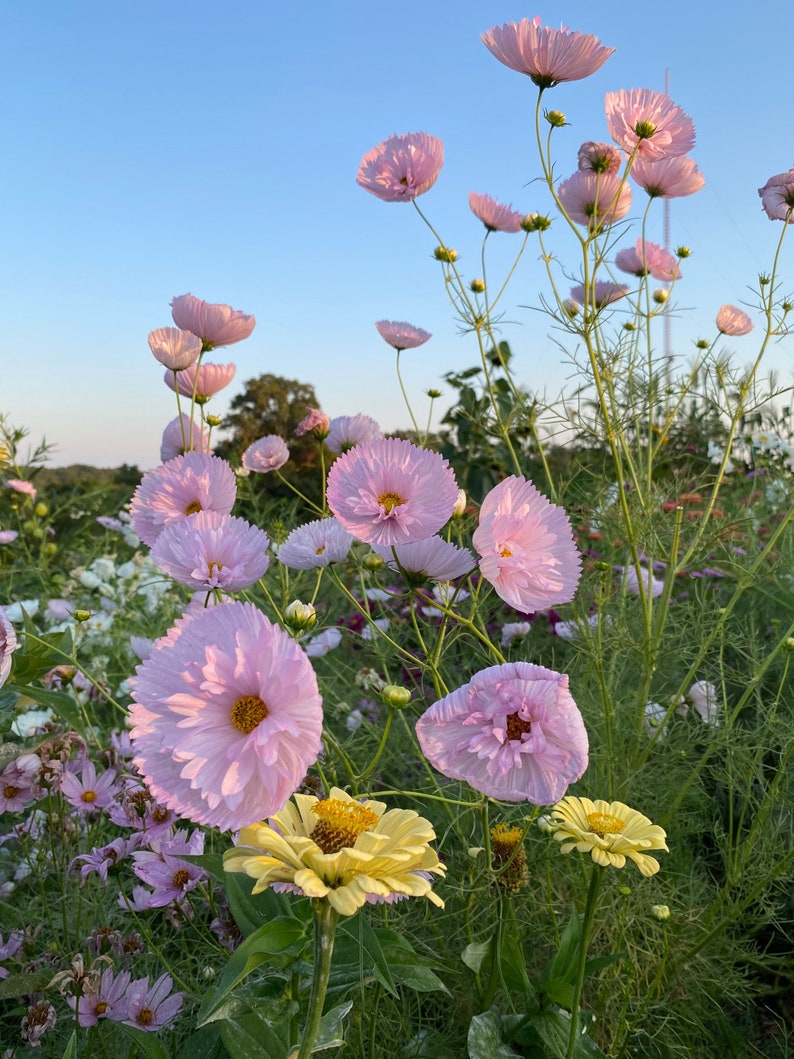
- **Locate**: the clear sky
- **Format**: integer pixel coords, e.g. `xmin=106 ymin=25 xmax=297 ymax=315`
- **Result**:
xmin=3 ymin=1 xmax=792 ymax=469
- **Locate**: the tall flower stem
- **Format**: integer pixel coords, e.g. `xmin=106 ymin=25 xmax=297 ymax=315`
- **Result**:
xmin=567 ymin=864 xmax=603 ymax=1059
xmin=297 ymin=900 xmax=340 ymax=1059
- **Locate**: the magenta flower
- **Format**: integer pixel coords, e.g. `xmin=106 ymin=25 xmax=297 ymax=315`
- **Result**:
xmin=148 ymin=327 xmax=202 ymax=371
xmin=468 ymin=192 xmax=524 ymax=233
xmin=557 ymin=170 xmax=632 ymax=230
xmin=5 ymin=478 xmax=36 ymax=499
xmin=631 ymin=155 xmax=705 ymax=198
xmin=481 ymin=18 xmax=614 ymax=89
xmin=325 ymin=413 xmax=382 ymax=454
xmin=295 ymin=408 xmax=330 ymax=438
xmin=356 ymin=132 xmax=444 ymax=203
xmin=569 ymin=280 xmax=629 ymax=307
xmin=129 ymin=601 xmax=323 ymax=831
xmin=1 ymin=607 xmax=17 ymax=689
xmin=60 ymin=761 xmax=118 ymax=812
xmin=375 ymin=320 xmax=432 ymax=350
xmin=160 ymin=414 xmax=211 ymax=462
xmin=472 ymin=476 xmax=581 ymax=613
xmin=606 ymin=89 xmax=695 ymax=161
xmin=416 ymin=662 xmax=588 ymax=803
xmin=277 ymin=517 xmax=354 ymax=569
xmin=758 ymin=169 xmax=794 ymax=222
xmin=327 ymin=437 xmax=459 ymax=547
xmin=171 ymin=293 xmax=255 ymax=348
xmin=130 ymin=451 xmax=237 ymax=548
xmin=577 ymin=141 xmax=623 ymax=174
xmin=241 ymin=435 xmax=290 ymax=473
xmin=123 ymin=973 xmax=183 ymax=1031
xmin=372 ymin=537 xmax=476 ymax=583
xmin=68 ymin=967 xmax=131 ymax=1026
xmin=615 ymin=239 xmax=681 ymax=281
xmin=150 ymin=510 xmax=270 ymax=593
xmin=164 ymin=361 xmax=236 ymax=402
xmin=716 ymin=305 xmax=753 ymax=336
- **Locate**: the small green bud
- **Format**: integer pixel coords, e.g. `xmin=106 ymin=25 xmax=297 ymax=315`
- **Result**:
xmin=623 ymin=322 xmax=636 ymax=331
xmin=363 ymin=552 xmax=384 ymax=570
xmin=470 ymin=278 xmax=486 ymax=293
xmin=696 ymin=338 xmax=709 ymax=349
xmin=34 ymin=502 xmax=49 ymax=518
xmin=382 ymin=684 xmax=412 ymax=709
xmin=545 ymin=109 xmax=566 ymax=128
xmin=651 ymin=904 xmax=671 ymax=921
xmin=653 ymin=288 xmax=669 ymax=304
xmin=205 ymin=414 xmax=222 ymax=427
xmin=74 ymin=610 xmax=92 ymax=622
xmin=521 ymin=213 xmax=552 ymax=232
xmin=759 ymin=273 xmax=771 ymax=286
xmin=594 ymin=560 xmax=611 ymax=572
xmin=433 ymin=245 xmax=458 ymax=263
xmin=783 ymin=637 xmax=794 ymax=652
xmin=284 ymin=600 xmax=317 ymax=631
xmin=44 ymin=542 xmax=57 ymax=556
xmin=675 ymin=246 xmax=691 ymax=258
xmin=617 ymin=886 xmax=632 ymax=897
xmin=426 ymin=388 xmax=442 ymax=399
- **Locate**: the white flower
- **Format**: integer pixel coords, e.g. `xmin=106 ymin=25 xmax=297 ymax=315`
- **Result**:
xmin=501 ymin=622 xmax=531 ymax=647
xmin=687 ymin=681 xmax=719 ymax=725
xmin=4 ymin=599 xmax=40 ymax=623
xmin=708 ymin=440 xmax=734 ymax=473
xmin=303 ymin=628 xmax=343 ymax=657
xmin=644 ymin=701 xmax=669 ymax=738
xmin=11 ymin=708 xmax=55 ymax=736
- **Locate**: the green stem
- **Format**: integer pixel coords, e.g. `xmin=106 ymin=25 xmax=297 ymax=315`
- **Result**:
xmin=567 ymin=865 xmax=603 ymax=1059
xmin=297 ymin=900 xmax=340 ymax=1059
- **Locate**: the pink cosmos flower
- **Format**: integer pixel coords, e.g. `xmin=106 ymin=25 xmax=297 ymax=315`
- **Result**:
xmin=131 ymin=848 xmax=205 ymax=907
xmin=631 ymin=155 xmax=705 ymax=198
xmin=129 ymin=601 xmax=323 ymax=831
xmin=5 ymin=479 xmax=36 ymax=499
xmin=758 ymin=169 xmax=794 ymax=222
xmin=375 ymin=320 xmax=432 ymax=350
xmin=577 ymin=141 xmax=623 ymax=174
xmin=468 ymin=192 xmax=524 ymax=233
xmin=150 ymin=510 xmax=270 ymax=593
xmin=70 ymin=838 xmax=136 ymax=885
xmin=1 ymin=607 xmax=17 ymax=689
xmin=0 ymin=753 xmax=40 ymax=812
xmin=163 ymin=361 xmax=236 ymax=401
xmin=481 ymin=18 xmax=614 ymax=89
xmin=472 ymin=476 xmax=581 ymax=613
xmin=327 ymin=437 xmax=459 ymax=547
xmin=130 ymin=450 xmax=237 ymax=547
xmin=372 ymin=537 xmax=476 ymax=582
xmin=295 ymin=408 xmax=331 ymax=438
xmin=356 ymin=132 xmax=444 ymax=203
xmin=160 ymin=414 xmax=211 ymax=462
xmin=325 ymin=413 xmax=383 ymax=454
xmin=716 ymin=305 xmax=753 ymax=336
xmin=241 ymin=435 xmax=290 ymax=473
xmin=569 ymin=280 xmax=629 ymax=308
xmin=277 ymin=517 xmax=354 ymax=569
xmin=60 ymin=761 xmax=118 ymax=812
xmin=170 ymin=293 xmax=255 ymax=348
xmin=557 ymin=170 xmax=632 ymax=230
xmin=123 ymin=973 xmax=183 ymax=1031
xmin=416 ymin=662 xmax=588 ymax=803
xmin=68 ymin=967 xmax=131 ymax=1026
xmin=622 ymin=564 xmax=664 ymax=597
xmin=615 ymin=238 xmax=681 ymax=281
xmin=687 ymin=680 xmax=719 ymax=725
xmin=0 ymin=530 xmax=18 ymax=544
xmin=606 ymin=89 xmax=695 ymax=161
xmin=148 ymin=327 xmax=202 ymax=371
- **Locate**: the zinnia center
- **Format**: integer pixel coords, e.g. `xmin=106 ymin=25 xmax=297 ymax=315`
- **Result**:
xmin=378 ymin=491 xmax=406 ymax=514
xmin=185 ymin=500 xmax=202 ymax=515
xmin=230 ymin=695 xmax=269 ymax=734
xmin=586 ymin=812 xmax=626 ymax=836
xmin=311 ymin=798 xmax=379 ymax=854
xmin=505 ymin=712 xmax=532 ymax=741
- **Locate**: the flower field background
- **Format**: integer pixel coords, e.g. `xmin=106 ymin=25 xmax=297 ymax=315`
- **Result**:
xmin=2 ymin=16 xmax=794 ymax=1059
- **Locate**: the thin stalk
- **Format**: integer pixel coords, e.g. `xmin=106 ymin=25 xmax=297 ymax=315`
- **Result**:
xmin=296 ymin=900 xmax=339 ymax=1059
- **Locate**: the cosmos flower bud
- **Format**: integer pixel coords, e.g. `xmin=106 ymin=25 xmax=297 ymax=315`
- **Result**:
xmin=521 ymin=213 xmax=552 ymax=232
xmin=284 ymin=600 xmax=317 ymax=631
xmin=382 ymin=684 xmax=412 ymax=709
xmin=562 ymin=299 xmax=579 ymax=317
xmin=433 ymin=246 xmax=458 ymax=262
xmin=363 ymin=552 xmax=384 ymax=570
xmin=426 ymin=388 xmax=442 ymax=399
xmin=74 ymin=610 xmax=92 ymax=622
xmin=470 ymin=278 xmax=486 ymax=293
xmin=545 ymin=109 xmax=566 ymax=127
xmin=205 ymin=415 xmax=222 ymax=427
xmin=653 ymin=288 xmax=669 ymax=304
xmin=676 ymin=246 xmax=691 ymax=258
xmin=34 ymin=503 xmax=49 ymax=518
xmin=452 ymin=489 xmax=467 ymax=517
xmin=651 ymin=904 xmax=671 ymax=921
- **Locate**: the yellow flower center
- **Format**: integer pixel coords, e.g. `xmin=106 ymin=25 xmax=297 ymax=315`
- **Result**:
xmin=586 ymin=812 xmax=626 ymax=837
xmin=94 ymin=1001 xmax=109 ymax=1016
xmin=500 ymin=546 xmax=513 ymax=558
xmin=81 ymin=790 xmax=97 ymax=803
xmin=311 ymin=798 xmax=379 ymax=854
xmin=378 ymin=491 xmax=405 ymax=514
xmin=185 ymin=500 xmax=202 ymax=515
xmin=490 ymin=823 xmax=529 ymax=894
xmin=230 ymin=695 xmax=269 ymax=734
xmin=315 ymin=545 xmax=326 ymax=555
xmin=207 ymin=560 xmax=223 ymax=578
xmin=138 ymin=1007 xmax=153 ymax=1026
xmin=4 ymin=784 xmax=18 ymax=798
xmin=172 ymin=869 xmax=190 ymax=887
xmin=505 ymin=713 xmax=532 ymax=741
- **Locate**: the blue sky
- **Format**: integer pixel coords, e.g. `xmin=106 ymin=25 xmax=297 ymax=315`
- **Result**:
xmin=3 ymin=1 xmax=791 ymax=469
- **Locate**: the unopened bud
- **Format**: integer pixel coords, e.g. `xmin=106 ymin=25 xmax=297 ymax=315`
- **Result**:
xmin=34 ymin=503 xmax=48 ymax=518
xmin=452 ymin=489 xmax=467 ymax=517
xmin=696 ymin=339 xmax=709 ymax=349
xmin=382 ymin=684 xmax=412 ymax=709
xmin=521 ymin=213 xmax=552 ymax=232
xmin=433 ymin=246 xmax=458 ymax=263
xmin=675 ymin=246 xmax=691 ymax=258
xmin=44 ymin=542 xmax=57 ymax=556
xmin=545 ymin=109 xmax=566 ymax=127
xmin=363 ymin=552 xmax=384 ymax=570
xmin=562 ymin=299 xmax=579 ymax=318
xmin=783 ymin=637 xmax=794 ymax=652
xmin=653 ymin=288 xmax=669 ymax=304
xmin=470 ymin=278 xmax=486 ymax=293
xmin=284 ymin=600 xmax=317 ymax=631
xmin=617 ymin=886 xmax=632 ymax=897
xmin=426 ymin=388 xmax=442 ymax=399
xmin=205 ymin=414 xmax=222 ymax=427
xmin=651 ymin=904 xmax=670 ymax=921
xmin=74 ymin=610 xmax=92 ymax=622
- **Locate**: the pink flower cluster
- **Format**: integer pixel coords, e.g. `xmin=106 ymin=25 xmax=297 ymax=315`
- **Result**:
xmin=68 ymin=967 xmax=183 ymax=1031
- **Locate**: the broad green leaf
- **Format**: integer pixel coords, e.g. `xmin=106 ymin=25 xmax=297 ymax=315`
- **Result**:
xmin=538 ymin=905 xmax=582 ymax=1008
xmin=224 ymin=869 xmax=302 ymax=938
xmin=219 ymin=1008 xmax=290 ymax=1059
xmin=467 ymin=1009 xmax=524 ymax=1059
xmin=515 ymin=1009 xmax=607 ymax=1059
xmin=114 ymin=1022 xmax=173 ymax=1059
xmin=338 ymin=916 xmax=397 ymax=997
xmin=176 ymin=1025 xmax=229 ymax=1059
xmin=0 ymin=971 xmax=53 ymax=1000
xmin=61 ymin=1031 xmax=78 ymax=1059
xmin=5 ymin=684 xmax=87 ymax=737
xmin=305 ymin=999 xmax=353 ymax=1052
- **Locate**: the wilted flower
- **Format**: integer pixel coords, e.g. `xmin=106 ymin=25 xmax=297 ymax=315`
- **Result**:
xmin=356 ymin=132 xmax=444 ymax=203
xmin=481 ymin=17 xmax=614 ymax=89
xmin=546 ymin=796 xmax=669 ymax=876
xmin=241 ymin=435 xmax=290 ymax=473
xmin=468 ymin=192 xmax=524 ymax=233
xmin=224 ymin=787 xmax=445 ymax=916
xmin=557 ymin=170 xmax=632 ymax=230
xmin=758 ymin=169 xmax=794 ymax=222
xmin=171 ymin=293 xmax=255 ymax=348
xmin=374 ymin=320 xmax=432 ymax=350
xmin=295 ymin=408 xmax=331 ymax=439
xmin=21 ymin=1001 xmax=57 ymax=1045
xmin=606 ymin=89 xmax=695 ymax=160
xmin=716 ymin=305 xmax=753 ymax=336
xmin=148 ymin=327 xmax=202 ymax=371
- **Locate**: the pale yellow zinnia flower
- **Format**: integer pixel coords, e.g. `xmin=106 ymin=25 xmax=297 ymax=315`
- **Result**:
xmin=223 ymin=787 xmax=446 ymax=916
xmin=547 ymin=796 xmax=668 ymax=876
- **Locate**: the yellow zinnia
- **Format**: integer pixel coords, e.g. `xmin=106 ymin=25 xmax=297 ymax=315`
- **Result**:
xmin=223 ymin=787 xmax=446 ymax=916
xmin=547 ymin=796 xmax=668 ymax=876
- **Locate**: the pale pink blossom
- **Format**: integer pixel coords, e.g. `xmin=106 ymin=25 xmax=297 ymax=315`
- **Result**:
xmin=758 ymin=169 xmax=794 ymax=222
xmin=277 ymin=517 xmax=354 ymax=569
xmin=375 ymin=320 xmax=432 ymax=350
xmin=416 ymin=662 xmax=588 ymax=803
xmin=123 ymin=974 xmax=184 ymax=1031
xmin=557 ymin=170 xmax=632 ymax=230
xmin=0 ymin=530 xmax=18 ymax=545
xmin=164 ymin=361 xmax=236 ymax=401
xmin=606 ymin=89 xmax=695 ymax=161
xmin=615 ymin=239 xmax=681 ymax=281
xmin=67 ymin=967 xmax=131 ymax=1026
xmin=129 ymin=601 xmax=323 ymax=831
xmin=577 ymin=141 xmax=623 ymax=174
xmin=327 ymin=437 xmax=459 ymax=547
xmin=687 ymin=681 xmax=719 ymax=725
xmin=295 ymin=408 xmax=331 ymax=438
xmin=242 ymin=435 xmax=290 ymax=473
xmin=325 ymin=413 xmax=382 ymax=454
xmin=468 ymin=192 xmax=524 ymax=233
xmin=160 ymin=413 xmax=212 ymax=461
xmin=716 ymin=305 xmax=753 ymax=336
xmin=5 ymin=479 xmax=36 ymax=499
xmin=356 ymin=132 xmax=444 ymax=202
xmin=569 ymin=280 xmax=629 ymax=307
xmin=150 ymin=510 xmax=270 ymax=593
xmin=481 ymin=18 xmax=613 ymax=89
xmin=1 ymin=607 xmax=16 ymax=689
xmin=631 ymin=155 xmax=705 ymax=198
xmin=148 ymin=327 xmax=202 ymax=371
xmin=472 ymin=476 xmax=581 ymax=613
xmin=130 ymin=450 xmax=237 ymax=547
xmin=171 ymin=293 xmax=255 ymax=348
xmin=60 ymin=761 xmax=118 ymax=812
xmin=372 ymin=537 xmax=476 ymax=582
xmin=623 ymin=565 xmax=664 ymax=597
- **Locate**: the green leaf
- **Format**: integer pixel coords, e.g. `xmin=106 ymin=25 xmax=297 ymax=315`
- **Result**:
xmin=224 ymin=869 xmax=302 ymax=938
xmin=514 ymin=1009 xmax=607 ymax=1059
xmin=307 ymin=999 xmax=353 ymax=1052
xmin=338 ymin=916 xmax=397 ymax=997
xmin=197 ymin=917 xmax=307 ymax=1025
xmin=467 ymin=1009 xmax=524 ymax=1059
xmin=461 ymin=939 xmax=490 ymax=975
xmin=538 ymin=905 xmax=582 ymax=1009
xmin=5 ymin=684 xmax=87 ymax=737
xmin=61 ymin=1031 xmax=78 ymax=1059
xmin=114 ymin=1022 xmax=173 ymax=1059
xmin=0 ymin=971 xmax=53 ymax=1000
xmin=462 ymin=933 xmax=531 ymax=998
xmin=175 ymin=1025 xmax=229 ymax=1059
xmin=219 ymin=1008 xmax=290 ymax=1059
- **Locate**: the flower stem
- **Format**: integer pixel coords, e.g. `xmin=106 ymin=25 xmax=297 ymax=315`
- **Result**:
xmin=297 ymin=900 xmax=340 ymax=1059
xmin=567 ymin=864 xmax=603 ymax=1059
